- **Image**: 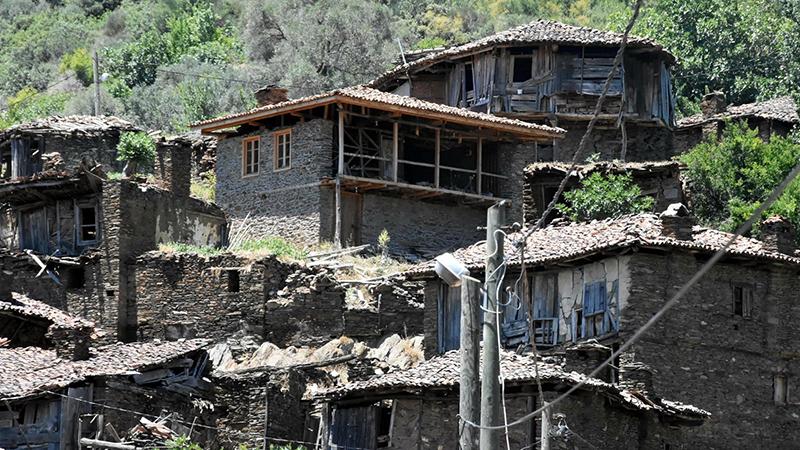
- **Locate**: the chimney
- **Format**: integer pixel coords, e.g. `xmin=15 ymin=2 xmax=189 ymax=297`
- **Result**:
xmin=761 ymin=215 xmax=796 ymax=255
xmin=155 ymin=140 xmax=191 ymax=198
xmin=254 ymin=85 xmax=289 ymax=107
xmin=564 ymin=342 xmax=612 ymax=382
xmin=47 ymin=326 xmax=92 ymax=361
xmin=700 ymin=91 xmax=727 ymax=116
xmin=660 ymin=203 xmax=695 ymax=241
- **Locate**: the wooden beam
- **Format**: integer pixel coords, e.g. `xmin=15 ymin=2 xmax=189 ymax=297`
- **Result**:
xmin=392 ymin=122 xmax=399 ymax=182
xmin=434 ymin=129 xmax=441 ymax=188
xmin=476 ymin=137 xmax=483 ymax=195
xmin=338 ymin=110 xmax=345 ymax=175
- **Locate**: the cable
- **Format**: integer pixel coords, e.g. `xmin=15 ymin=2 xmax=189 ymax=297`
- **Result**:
xmin=461 ymin=157 xmax=800 ymax=431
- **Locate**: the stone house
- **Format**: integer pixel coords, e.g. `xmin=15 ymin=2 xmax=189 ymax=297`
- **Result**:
xmin=370 ymin=20 xmax=679 ymax=162
xmin=192 ymin=85 xmax=563 ymax=254
xmin=316 ymin=349 xmax=708 ymax=449
xmin=0 ymin=118 xmax=228 ymax=342
xmin=0 ymin=291 xmax=215 ymax=450
xmin=406 ymin=207 xmax=800 ymax=448
xmin=674 ymin=93 xmax=800 ymax=153
xmin=523 ymin=160 xmax=685 ymax=224
xmin=0 ymin=115 xmax=140 ymax=179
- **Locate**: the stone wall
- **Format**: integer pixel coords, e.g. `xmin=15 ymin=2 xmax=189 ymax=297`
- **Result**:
xmin=132 ymin=251 xmax=424 ymax=347
xmin=553 ymin=121 xmax=675 ymax=162
xmin=215 ymin=119 xmax=334 ymax=245
xmin=40 ymin=132 xmax=126 ymax=173
xmin=623 ymin=252 xmax=800 ymax=449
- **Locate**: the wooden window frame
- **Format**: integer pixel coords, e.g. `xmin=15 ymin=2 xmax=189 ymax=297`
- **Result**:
xmin=241 ymin=136 xmax=260 ymax=178
xmin=75 ymin=201 xmax=99 ymax=246
xmin=511 ymin=54 xmax=535 ymax=83
xmin=732 ymin=283 xmax=754 ymax=319
xmin=273 ymin=129 xmax=292 ymax=172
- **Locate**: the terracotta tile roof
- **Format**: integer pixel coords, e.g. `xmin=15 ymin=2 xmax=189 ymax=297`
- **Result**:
xmin=407 ymin=213 xmax=800 ymax=276
xmin=190 ymin=85 xmax=564 ymax=138
xmin=0 ymin=293 xmax=95 ymax=330
xmin=0 ymin=115 xmax=139 ymax=138
xmin=0 ymin=339 xmax=210 ymax=399
xmin=321 ymin=349 xmax=709 ymax=421
xmin=525 ymin=160 xmax=683 ymax=176
xmin=678 ymin=97 xmax=800 ymax=127
xmin=370 ymin=20 xmax=674 ymax=88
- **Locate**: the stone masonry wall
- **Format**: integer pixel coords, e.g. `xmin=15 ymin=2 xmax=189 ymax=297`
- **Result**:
xmin=41 ymin=132 xmax=126 ymax=173
xmin=553 ymin=121 xmax=675 ymax=162
xmin=216 ymin=119 xmax=334 ymax=246
xmin=623 ymin=252 xmax=800 ymax=449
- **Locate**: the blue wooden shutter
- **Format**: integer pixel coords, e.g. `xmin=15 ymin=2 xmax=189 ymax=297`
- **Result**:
xmin=583 ymin=283 xmax=595 ymax=314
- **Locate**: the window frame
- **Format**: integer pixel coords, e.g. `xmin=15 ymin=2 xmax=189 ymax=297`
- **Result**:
xmin=511 ymin=54 xmax=534 ymax=83
xmin=241 ymin=136 xmax=261 ymax=178
xmin=273 ymin=129 xmax=292 ymax=172
xmin=774 ymin=373 xmax=788 ymax=405
xmin=732 ymin=283 xmax=754 ymax=319
xmin=75 ymin=201 xmax=99 ymax=246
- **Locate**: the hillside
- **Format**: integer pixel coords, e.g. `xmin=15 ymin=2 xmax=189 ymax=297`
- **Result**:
xmin=1 ymin=0 xmax=799 ymax=132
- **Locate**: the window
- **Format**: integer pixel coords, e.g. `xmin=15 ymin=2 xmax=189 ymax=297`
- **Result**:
xmin=531 ymin=273 xmax=559 ymax=346
xmin=227 ymin=270 xmax=240 ymax=293
xmin=583 ymin=281 xmax=610 ymax=338
xmin=242 ymin=136 xmax=260 ymax=176
xmin=76 ymin=203 xmax=98 ymax=245
xmin=512 ymin=55 xmax=534 ymax=82
xmin=733 ymin=284 xmax=753 ymax=318
xmin=774 ymin=374 xmax=788 ymax=405
xmin=64 ymin=267 xmax=85 ymax=289
xmin=273 ymin=130 xmax=291 ymax=171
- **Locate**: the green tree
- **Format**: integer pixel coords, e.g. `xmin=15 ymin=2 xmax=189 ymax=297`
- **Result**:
xmin=557 ymin=172 xmax=655 ymax=221
xmin=0 ymin=87 xmax=71 ymax=128
xmin=59 ymin=48 xmax=94 ymax=86
xmin=680 ymin=122 xmax=800 ymax=237
xmin=116 ymin=131 xmax=156 ymax=176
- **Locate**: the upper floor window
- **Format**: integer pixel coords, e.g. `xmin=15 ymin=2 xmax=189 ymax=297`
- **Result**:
xmin=512 ymin=55 xmax=533 ymax=83
xmin=774 ymin=374 xmax=788 ymax=405
xmin=242 ymin=136 xmax=260 ymax=177
xmin=583 ymin=281 xmax=611 ymax=338
xmin=732 ymin=284 xmax=753 ymax=318
xmin=274 ymin=129 xmax=291 ymax=171
xmin=76 ymin=202 xmax=98 ymax=245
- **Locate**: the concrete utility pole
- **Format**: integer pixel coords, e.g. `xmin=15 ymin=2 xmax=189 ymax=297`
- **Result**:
xmin=459 ymin=276 xmax=480 ymax=450
xmin=92 ymin=49 xmax=100 ymax=116
xmin=480 ymin=201 xmax=506 ymax=449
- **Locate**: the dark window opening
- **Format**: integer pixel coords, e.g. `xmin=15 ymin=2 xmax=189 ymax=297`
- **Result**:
xmin=513 ymin=56 xmax=534 ymax=82
xmin=105 ymin=290 xmax=115 ymax=297
xmin=376 ymin=403 xmax=392 ymax=447
xmin=64 ymin=267 xmax=86 ymax=289
xmin=77 ymin=205 xmax=98 ymax=244
xmin=464 ymin=63 xmax=474 ymax=93
xmin=227 ymin=270 xmax=240 ymax=292
xmin=733 ymin=284 xmax=753 ymax=318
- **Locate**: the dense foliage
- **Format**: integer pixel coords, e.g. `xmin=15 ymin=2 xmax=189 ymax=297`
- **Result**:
xmin=680 ymin=122 xmax=800 ymax=238
xmin=116 ymin=131 xmax=156 ymax=167
xmin=557 ymin=172 xmax=655 ymax=221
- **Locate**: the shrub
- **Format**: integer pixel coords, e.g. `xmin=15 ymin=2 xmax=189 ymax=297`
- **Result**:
xmin=557 ymin=172 xmax=654 ymax=222
xmin=59 ymin=48 xmax=93 ymax=86
xmin=116 ymin=131 xmax=155 ymax=175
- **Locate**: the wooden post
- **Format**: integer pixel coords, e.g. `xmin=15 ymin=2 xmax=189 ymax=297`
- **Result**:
xmin=459 ymin=277 xmax=480 ymax=450
xmin=320 ymin=403 xmax=331 ymax=450
xmin=540 ymin=401 xmax=550 ymax=450
xmin=480 ymin=202 xmax=506 ymax=450
xmin=392 ymin=122 xmax=399 ymax=182
xmin=335 ymin=109 xmax=344 ymax=248
xmin=92 ymin=49 xmax=100 ymax=116
xmin=476 ymin=138 xmax=483 ymax=195
xmin=434 ymin=129 xmax=441 ymax=188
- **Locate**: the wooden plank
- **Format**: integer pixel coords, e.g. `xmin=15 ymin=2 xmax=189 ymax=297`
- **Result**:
xmin=434 ymin=129 xmax=440 ymax=188
xmin=476 ymin=138 xmax=482 ymax=194
xmin=392 ymin=122 xmax=399 ymax=182
xmin=338 ymin=110 xmax=345 ymax=175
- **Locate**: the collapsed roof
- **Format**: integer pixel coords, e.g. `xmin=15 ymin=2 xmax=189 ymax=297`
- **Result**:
xmin=678 ymin=96 xmax=800 ymax=128
xmin=320 ymin=349 xmax=709 ymax=424
xmin=525 ymin=160 xmax=683 ymax=177
xmin=370 ymin=20 xmax=676 ymax=89
xmin=0 ymin=292 xmax=95 ymax=332
xmin=407 ymin=213 xmax=800 ymax=277
xmin=190 ymin=85 xmax=565 ymax=139
xmin=0 ymin=115 xmax=140 ymax=140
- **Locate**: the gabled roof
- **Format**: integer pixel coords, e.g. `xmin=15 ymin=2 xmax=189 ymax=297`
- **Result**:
xmin=190 ymin=85 xmax=565 ymax=139
xmin=321 ymin=349 xmax=709 ymax=423
xmin=0 ymin=293 xmax=94 ymax=331
xmin=407 ymin=213 xmax=800 ymax=276
xmin=370 ymin=20 xmax=675 ymax=89
xmin=0 ymin=115 xmax=139 ymax=139
xmin=678 ymin=97 xmax=800 ymax=128
xmin=0 ymin=339 xmax=210 ymax=399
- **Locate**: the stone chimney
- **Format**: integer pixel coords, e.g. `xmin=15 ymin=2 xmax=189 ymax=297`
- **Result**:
xmin=618 ymin=358 xmax=655 ymax=394
xmin=660 ymin=203 xmax=695 ymax=241
xmin=700 ymin=91 xmax=727 ymax=116
xmin=48 ymin=326 xmax=93 ymax=361
xmin=564 ymin=342 xmax=612 ymax=382
xmin=254 ymin=85 xmax=289 ymax=107
xmin=155 ymin=140 xmax=191 ymax=198
xmin=761 ymin=215 xmax=796 ymax=255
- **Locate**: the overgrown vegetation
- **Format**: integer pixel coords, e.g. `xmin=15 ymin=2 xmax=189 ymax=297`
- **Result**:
xmin=191 ymin=173 xmax=216 ymax=202
xmin=116 ymin=131 xmax=156 ymax=175
xmin=159 ymin=235 xmax=307 ymax=260
xmin=557 ymin=172 xmax=655 ymax=221
xmin=680 ymin=122 xmax=800 ymax=239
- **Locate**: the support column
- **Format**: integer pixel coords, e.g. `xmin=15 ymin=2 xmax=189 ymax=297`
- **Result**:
xmin=434 ymin=129 xmax=441 ymax=188
xmin=476 ymin=137 xmax=483 ymax=195
xmin=335 ymin=109 xmax=344 ymax=248
xmin=392 ymin=122 xmax=399 ymax=182
xmin=459 ymin=277 xmax=481 ymax=450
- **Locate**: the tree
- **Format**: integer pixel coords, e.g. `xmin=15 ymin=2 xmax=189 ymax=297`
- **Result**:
xmin=557 ymin=172 xmax=654 ymax=221
xmin=116 ymin=131 xmax=155 ymax=177
xmin=680 ymin=122 xmax=800 ymax=238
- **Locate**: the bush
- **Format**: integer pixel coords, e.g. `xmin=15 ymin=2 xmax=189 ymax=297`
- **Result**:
xmin=116 ymin=131 xmax=155 ymax=175
xmin=59 ymin=48 xmax=94 ymax=86
xmin=680 ymin=122 xmax=800 ymax=238
xmin=557 ymin=172 xmax=654 ymax=222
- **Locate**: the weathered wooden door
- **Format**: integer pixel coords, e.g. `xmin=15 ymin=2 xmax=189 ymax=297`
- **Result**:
xmin=329 ymin=405 xmax=377 ymax=450
xmin=437 ymin=283 xmax=462 ymax=352
xmin=20 ymin=208 xmax=49 ymax=253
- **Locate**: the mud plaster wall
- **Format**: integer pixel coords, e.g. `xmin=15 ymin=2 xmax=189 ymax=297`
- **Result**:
xmin=623 ymin=252 xmax=800 ymax=449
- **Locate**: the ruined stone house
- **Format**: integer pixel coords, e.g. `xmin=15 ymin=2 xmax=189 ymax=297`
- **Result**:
xmin=192 ymin=85 xmax=563 ymax=255
xmin=0 ymin=292 xmax=215 ymax=450
xmin=0 ymin=116 xmax=228 ymax=342
xmin=406 ymin=206 xmax=800 ymax=448
xmin=316 ymin=349 xmax=708 ymax=449
xmin=674 ymin=93 xmax=800 ymax=153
